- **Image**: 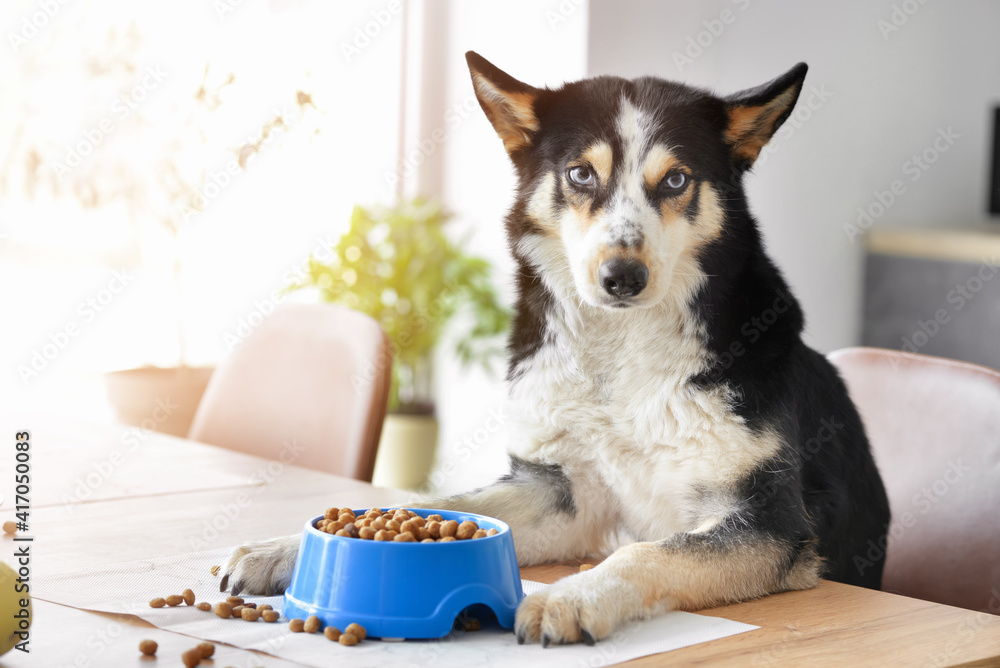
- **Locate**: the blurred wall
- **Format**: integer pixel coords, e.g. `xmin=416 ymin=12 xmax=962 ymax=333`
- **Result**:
xmin=588 ymin=0 xmax=1000 ymax=352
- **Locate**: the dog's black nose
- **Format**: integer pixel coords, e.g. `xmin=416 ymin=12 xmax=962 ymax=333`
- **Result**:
xmin=599 ymin=259 xmax=648 ymax=298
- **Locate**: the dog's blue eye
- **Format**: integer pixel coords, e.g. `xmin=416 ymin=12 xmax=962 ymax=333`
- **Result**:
xmin=568 ymin=166 xmax=596 ymax=187
xmin=665 ymin=173 xmax=687 ymax=190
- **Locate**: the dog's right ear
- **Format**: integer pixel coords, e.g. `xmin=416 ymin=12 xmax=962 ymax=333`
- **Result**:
xmin=466 ymin=51 xmax=541 ymax=155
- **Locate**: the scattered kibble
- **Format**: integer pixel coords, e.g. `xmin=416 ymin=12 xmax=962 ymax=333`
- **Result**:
xmin=165 ymin=595 xmax=184 ymax=607
xmin=181 ymin=648 xmax=202 ymax=667
xmin=196 ymin=642 xmax=215 ymax=658
xmin=459 ymin=617 xmax=481 ymax=632
xmin=2 ymin=521 xmax=17 ymax=535
xmin=324 ymin=626 xmax=341 ymax=641
xmin=138 ymin=639 xmax=157 ymax=655
xmin=196 ymin=602 xmax=212 ymax=611
xmin=304 ymin=615 xmax=321 ymax=633
xmin=262 ymin=609 xmax=280 ymax=623
xmin=241 ymin=607 xmax=260 ymax=622
xmin=338 ymin=632 xmax=359 ymax=646
xmin=345 ymin=623 xmax=367 ymax=640
xmin=182 ymin=589 xmax=196 ymax=606
xmin=289 ymin=618 xmax=305 ymax=632
xmin=214 ymin=602 xmax=233 ymax=619
xmin=579 ymin=564 xmax=595 ymax=572
xmin=149 ymin=597 xmax=166 ymax=609
xmin=258 ymin=604 xmax=272 ymax=612
xmin=314 ymin=508 xmax=499 ymax=543
xmin=210 ymin=565 xmax=221 ymax=576
xmin=226 ymin=595 xmax=244 ymax=606
xmin=231 ymin=605 xmax=245 ymax=619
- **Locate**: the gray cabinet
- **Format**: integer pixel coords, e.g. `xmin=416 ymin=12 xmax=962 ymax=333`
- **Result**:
xmin=862 ymin=229 xmax=1000 ymax=371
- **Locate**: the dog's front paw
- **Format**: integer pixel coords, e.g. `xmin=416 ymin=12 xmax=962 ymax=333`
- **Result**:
xmin=515 ymin=568 xmax=643 ymax=647
xmin=219 ymin=535 xmax=300 ymax=596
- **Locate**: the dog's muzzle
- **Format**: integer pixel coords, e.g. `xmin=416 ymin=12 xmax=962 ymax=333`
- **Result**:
xmin=599 ymin=259 xmax=648 ymax=298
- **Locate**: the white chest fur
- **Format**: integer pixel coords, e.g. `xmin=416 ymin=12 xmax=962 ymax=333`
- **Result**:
xmin=506 ymin=296 xmax=781 ymax=542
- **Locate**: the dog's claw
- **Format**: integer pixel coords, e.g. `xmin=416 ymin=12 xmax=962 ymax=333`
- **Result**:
xmin=231 ymin=580 xmax=243 ymax=596
xmin=516 ymin=631 xmax=525 ymax=645
xmin=219 ymin=573 xmax=229 ymax=592
xmin=581 ymin=629 xmax=595 ymax=646
xmin=541 ymin=634 xmax=551 ymax=648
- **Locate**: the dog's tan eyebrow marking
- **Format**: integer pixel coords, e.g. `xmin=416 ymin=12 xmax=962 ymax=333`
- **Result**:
xmin=577 ymin=141 xmax=613 ymax=184
xmin=642 ymin=144 xmax=682 ymax=190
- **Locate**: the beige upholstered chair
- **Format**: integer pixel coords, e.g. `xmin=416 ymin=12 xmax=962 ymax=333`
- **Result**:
xmin=829 ymin=347 xmax=1000 ymax=614
xmin=189 ymin=303 xmax=392 ymax=482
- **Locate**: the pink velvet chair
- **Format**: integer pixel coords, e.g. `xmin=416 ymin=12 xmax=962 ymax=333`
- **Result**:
xmin=829 ymin=347 xmax=1000 ymax=614
xmin=189 ymin=303 xmax=392 ymax=482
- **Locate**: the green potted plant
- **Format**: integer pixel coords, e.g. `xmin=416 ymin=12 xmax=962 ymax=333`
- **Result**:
xmin=289 ymin=198 xmax=508 ymax=489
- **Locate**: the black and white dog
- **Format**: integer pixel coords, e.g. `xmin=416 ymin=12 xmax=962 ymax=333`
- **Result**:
xmin=221 ymin=52 xmax=890 ymax=647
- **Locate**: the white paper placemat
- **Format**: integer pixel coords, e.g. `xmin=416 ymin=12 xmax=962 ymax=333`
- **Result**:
xmin=34 ymin=547 xmax=758 ymax=667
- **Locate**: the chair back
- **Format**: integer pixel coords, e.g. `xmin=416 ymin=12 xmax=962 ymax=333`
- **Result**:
xmin=189 ymin=303 xmax=391 ymax=482
xmin=829 ymin=347 xmax=1000 ymax=613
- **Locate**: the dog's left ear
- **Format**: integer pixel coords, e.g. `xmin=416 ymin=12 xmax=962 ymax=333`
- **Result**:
xmin=724 ymin=63 xmax=808 ymax=169
xmin=466 ymin=51 xmax=542 ymax=155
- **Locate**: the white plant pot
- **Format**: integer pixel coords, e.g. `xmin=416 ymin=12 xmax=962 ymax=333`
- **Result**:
xmin=372 ymin=414 xmax=439 ymax=491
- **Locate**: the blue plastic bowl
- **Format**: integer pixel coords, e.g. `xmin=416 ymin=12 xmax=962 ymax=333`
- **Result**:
xmin=282 ymin=508 xmax=523 ymax=639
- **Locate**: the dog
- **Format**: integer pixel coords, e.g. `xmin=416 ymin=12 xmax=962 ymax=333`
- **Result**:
xmin=220 ymin=52 xmax=891 ymax=647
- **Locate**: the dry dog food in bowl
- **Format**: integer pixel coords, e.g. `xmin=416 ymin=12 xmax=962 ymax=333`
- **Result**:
xmin=314 ymin=508 xmax=499 ymax=543
xmin=282 ymin=507 xmax=521 ymax=639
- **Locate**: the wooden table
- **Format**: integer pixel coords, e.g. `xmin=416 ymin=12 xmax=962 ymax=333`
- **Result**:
xmin=1 ymin=413 xmax=998 ymax=667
